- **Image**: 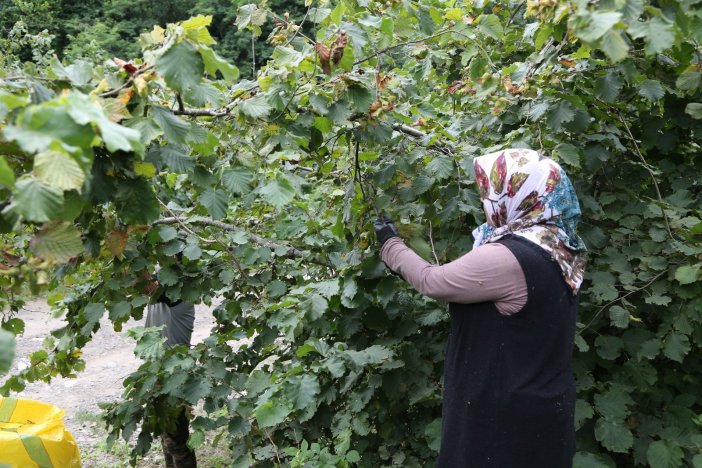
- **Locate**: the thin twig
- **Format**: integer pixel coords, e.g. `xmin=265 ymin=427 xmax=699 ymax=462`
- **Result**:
xmin=98 ymin=65 xmax=154 ymax=98
xmin=156 ymin=199 xmax=217 ymax=245
xmin=154 ymin=216 xmax=332 ymax=267
xmin=264 ymin=429 xmax=282 ymax=466
xmin=354 ymin=28 xmax=452 ymax=65
xmin=251 ymin=34 xmax=256 ymax=79
xmin=269 ymin=11 xmax=316 ymax=44
xmin=579 ymin=270 xmax=667 ymax=333
xmin=429 ymin=221 xmax=440 ymax=264
xmin=616 ymin=112 xmax=675 ymax=240
xmin=173 ymin=85 xmax=259 ymax=117
xmin=282 ymin=6 xmax=312 ymax=47
xmin=504 ymin=2 xmax=526 ymax=32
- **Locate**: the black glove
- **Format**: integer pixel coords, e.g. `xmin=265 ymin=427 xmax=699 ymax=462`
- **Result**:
xmin=374 ymin=217 xmax=400 ymax=247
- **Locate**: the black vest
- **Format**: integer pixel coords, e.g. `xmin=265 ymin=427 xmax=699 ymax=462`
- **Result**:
xmin=438 ymin=235 xmax=577 ymax=468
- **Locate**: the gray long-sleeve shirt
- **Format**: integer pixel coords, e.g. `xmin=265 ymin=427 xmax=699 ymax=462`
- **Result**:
xmin=380 ymin=238 xmax=527 ymax=315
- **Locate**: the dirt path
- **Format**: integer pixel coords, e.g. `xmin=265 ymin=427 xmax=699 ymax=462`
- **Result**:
xmin=7 ymin=300 xmax=218 ymax=466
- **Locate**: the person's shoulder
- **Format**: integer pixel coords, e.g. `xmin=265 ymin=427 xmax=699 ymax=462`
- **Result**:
xmin=468 ymin=241 xmax=519 ymax=266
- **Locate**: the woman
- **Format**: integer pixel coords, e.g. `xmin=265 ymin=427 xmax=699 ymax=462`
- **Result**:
xmin=375 ymin=148 xmax=586 ymax=467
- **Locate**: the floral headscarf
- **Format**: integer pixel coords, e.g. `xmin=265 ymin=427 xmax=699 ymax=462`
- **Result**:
xmin=472 ymin=148 xmax=587 ymax=294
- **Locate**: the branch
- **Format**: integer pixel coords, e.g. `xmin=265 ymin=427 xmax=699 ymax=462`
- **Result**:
xmin=579 ymin=270 xmax=667 ymax=333
xmin=615 ymin=112 xmax=675 ymax=241
xmin=354 ymin=28 xmax=452 ymax=65
xmin=98 ymin=65 xmax=154 ymax=98
xmin=429 ymin=221 xmax=439 ymax=264
xmin=154 ymin=216 xmax=331 ymax=267
xmin=173 ymin=85 xmax=259 ymax=117
xmin=392 ymin=123 xmax=456 ymax=155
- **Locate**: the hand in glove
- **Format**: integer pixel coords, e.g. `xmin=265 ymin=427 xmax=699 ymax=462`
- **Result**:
xmin=374 ymin=217 xmax=400 ymax=247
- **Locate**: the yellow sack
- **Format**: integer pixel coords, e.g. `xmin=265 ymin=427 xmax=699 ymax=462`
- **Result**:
xmin=0 ymin=397 xmax=81 ymax=468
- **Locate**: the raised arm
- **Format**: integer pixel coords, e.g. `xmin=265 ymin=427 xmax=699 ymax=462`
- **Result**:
xmin=379 ymin=237 xmax=527 ymax=315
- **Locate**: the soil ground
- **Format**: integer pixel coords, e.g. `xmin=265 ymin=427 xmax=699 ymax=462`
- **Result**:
xmin=7 ymin=300 xmax=228 ymax=467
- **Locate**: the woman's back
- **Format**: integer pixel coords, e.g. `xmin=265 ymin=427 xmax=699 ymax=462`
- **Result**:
xmin=440 ymin=235 xmax=577 ymax=468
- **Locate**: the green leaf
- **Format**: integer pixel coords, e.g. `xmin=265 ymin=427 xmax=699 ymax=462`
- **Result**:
xmin=674 ymin=264 xmax=699 ymax=284
xmin=187 ymin=429 xmax=206 ymax=450
xmin=424 ymin=418 xmax=442 ymax=452
xmin=425 ymin=157 xmax=454 ymax=179
xmin=53 ymin=59 xmax=93 ymax=86
xmin=575 ymin=400 xmax=594 ymax=430
xmin=0 ymin=155 xmax=16 ymax=189
xmin=239 ymin=95 xmax=272 ymax=119
xmin=573 ymin=452 xmax=610 ymax=468
xmin=595 ymin=72 xmax=623 ymax=101
xmin=0 ymin=329 xmax=16 ymax=374
xmin=553 ymin=143 xmax=581 ymax=167
xmin=133 ymin=161 xmax=156 ymax=178
xmin=199 ymin=46 xmax=239 ymax=82
xmin=183 ymin=244 xmax=202 ymax=260
xmin=644 ymin=17 xmax=675 ymax=55
xmin=200 ymin=189 xmax=229 ymax=219
xmin=288 ymin=374 xmax=320 ymax=412
xmin=108 ymin=302 xmax=132 ymax=322
xmin=413 ymin=175 xmax=434 ymax=194
xmin=182 ymin=15 xmax=215 ymax=45
xmin=161 ymin=145 xmax=195 ymax=173
xmin=301 ymin=294 xmax=328 ymax=320
xmin=255 ymin=400 xmax=292 ymax=428
xmin=344 ymin=345 xmax=393 ymax=367
xmin=13 ymin=177 xmax=64 ymax=222
xmin=477 ymin=14 xmax=502 ymax=40
xmin=575 ymin=11 xmax=622 ymax=42
xmin=638 ymin=80 xmax=665 ymax=101
xmin=31 ymin=222 xmax=83 ymax=262
xmin=646 ymin=440 xmax=684 ymax=468
xmin=346 ymin=85 xmax=374 ymax=114
xmin=130 ymin=327 xmax=166 ymax=359
xmin=235 ymin=4 xmax=268 ymax=31
xmin=222 ymin=167 xmax=253 ymax=194
xmin=259 ymin=174 xmax=295 ymax=209
xmin=663 ymin=332 xmax=690 ymax=363
xmin=594 ymin=387 xmax=633 ymax=420
xmin=594 ymin=419 xmax=633 ymax=453
xmin=685 ymin=103 xmax=702 ymax=119
xmin=158 ymin=226 xmax=178 ymax=242
xmin=64 ymin=92 xmax=142 ymax=153
xmin=4 ymin=105 xmax=94 ymax=154
xmin=676 ymin=72 xmax=701 ymax=92
xmin=600 ymin=30 xmax=629 ymax=63
xmin=546 ymin=101 xmax=576 ymax=130
xmin=315 ymin=280 xmax=340 ymax=298
xmin=34 ymin=150 xmax=85 ymax=191
xmin=182 ymin=376 xmax=212 ymax=404
xmin=608 ymin=305 xmax=629 ymax=328
xmin=114 ymin=179 xmax=160 ymax=224
xmin=155 ymin=42 xmax=204 ymax=94
xmin=151 ymin=106 xmax=191 ymax=145
xmin=595 ymin=335 xmax=622 ymax=360
xmin=157 ymin=267 xmax=179 ymax=286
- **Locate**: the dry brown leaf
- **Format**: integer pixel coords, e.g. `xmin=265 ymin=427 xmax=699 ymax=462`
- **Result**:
xmin=315 ymin=42 xmax=331 ymax=75
xmin=331 ymin=31 xmax=348 ymax=65
xmin=0 ymin=249 xmax=21 ymax=266
xmin=113 ymin=57 xmax=140 ymax=74
xmin=375 ymin=73 xmax=391 ymax=91
xmin=105 ymin=229 xmax=128 ymax=257
xmin=447 ymin=80 xmax=465 ymax=94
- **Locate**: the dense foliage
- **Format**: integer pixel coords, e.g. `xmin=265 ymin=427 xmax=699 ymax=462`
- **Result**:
xmin=1 ymin=0 xmax=702 ymax=466
xmin=0 ymin=0 xmax=308 ymax=76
